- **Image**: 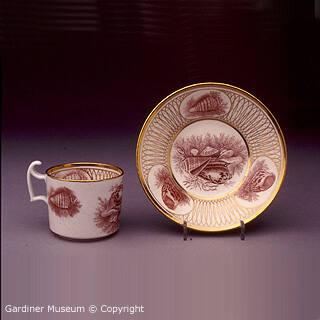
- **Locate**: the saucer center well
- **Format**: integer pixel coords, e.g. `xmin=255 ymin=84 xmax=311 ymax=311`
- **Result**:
xmin=170 ymin=119 xmax=249 ymax=199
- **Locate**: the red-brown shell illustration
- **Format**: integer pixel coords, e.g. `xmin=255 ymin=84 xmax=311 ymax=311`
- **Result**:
xmin=155 ymin=168 xmax=190 ymax=210
xmin=173 ymin=133 xmax=247 ymax=191
xmin=48 ymin=187 xmax=82 ymax=217
xmin=236 ymin=160 xmax=276 ymax=201
xmin=186 ymin=91 xmax=228 ymax=117
xmin=94 ymin=184 xmax=123 ymax=233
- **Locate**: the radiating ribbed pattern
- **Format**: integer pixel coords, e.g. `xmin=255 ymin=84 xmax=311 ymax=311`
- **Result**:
xmin=140 ymin=93 xmax=188 ymax=178
xmin=82 ymin=168 xmax=119 ymax=180
xmin=185 ymin=196 xmax=255 ymax=228
xmin=220 ymin=89 xmax=282 ymax=170
xmin=51 ymin=167 xmax=120 ymax=181
xmin=138 ymin=84 xmax=284 ymax=230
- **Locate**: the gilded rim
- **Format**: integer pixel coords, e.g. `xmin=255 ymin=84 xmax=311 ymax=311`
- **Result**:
xmin=46 ymin=162 xmax=124 ymax=183
xmin=136 ymin=82 xmax=287 ymax=232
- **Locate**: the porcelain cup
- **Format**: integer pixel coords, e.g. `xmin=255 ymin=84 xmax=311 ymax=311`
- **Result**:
xmin=27 ymin=161 xmax=124 ymax=240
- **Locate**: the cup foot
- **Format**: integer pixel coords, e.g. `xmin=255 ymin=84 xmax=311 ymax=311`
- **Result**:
xmin=49 ymin=229 xmax=119 ymax=242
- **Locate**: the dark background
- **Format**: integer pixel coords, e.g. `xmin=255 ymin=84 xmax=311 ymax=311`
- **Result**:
xmin=1 ymin=1 xmax=320 ymax=320
xmin=1 ymin=0 xmax=320 ymax=137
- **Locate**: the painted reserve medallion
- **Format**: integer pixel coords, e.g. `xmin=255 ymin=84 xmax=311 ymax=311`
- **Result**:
xmin=48 ymin=187 xmax=81 ymax=217
xmin=136 ymin=83 xmax=286 ymax=231
xmin=94 ymin=184 xmax=123 ymax=234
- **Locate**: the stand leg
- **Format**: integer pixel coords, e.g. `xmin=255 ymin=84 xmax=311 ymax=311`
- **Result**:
xmin=240 ymin=220 xmax=245 ymax=240
xmin=183 ymin=220 xmax=188 ymax=241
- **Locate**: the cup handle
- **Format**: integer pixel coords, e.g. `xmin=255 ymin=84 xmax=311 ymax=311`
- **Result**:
xmin=27 ymin=161 xmax=48 ymax=204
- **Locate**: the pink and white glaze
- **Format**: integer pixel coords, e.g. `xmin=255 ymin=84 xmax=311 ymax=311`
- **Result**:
xmin=27 ymin=161 xmax=123 ymax=240
xmin=137 ymin=83 xmax=286 ymax=231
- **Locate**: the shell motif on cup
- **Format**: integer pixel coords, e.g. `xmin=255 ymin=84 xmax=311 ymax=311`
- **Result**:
xmin=48 ymin=187 xmax=82 ymax=217
xmin=94 ymin=184 xmax=123 ymax=234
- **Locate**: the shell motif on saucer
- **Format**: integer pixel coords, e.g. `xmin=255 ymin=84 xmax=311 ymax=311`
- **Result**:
xmin=136 ymin=83 xmax=286 ymax=231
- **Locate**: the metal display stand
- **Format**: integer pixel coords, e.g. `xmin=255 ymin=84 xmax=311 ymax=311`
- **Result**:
xmin=182 ymin=220 xmax=246 ymax=240
xmin=240 ymin=220 xmax=245 ymax=240
xmin=183 ymin=220 xmax=191 ymax=241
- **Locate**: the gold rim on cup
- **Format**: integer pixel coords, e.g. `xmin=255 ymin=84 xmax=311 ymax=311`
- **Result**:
xmin=46 ymin=162 xmax=124 ymax=183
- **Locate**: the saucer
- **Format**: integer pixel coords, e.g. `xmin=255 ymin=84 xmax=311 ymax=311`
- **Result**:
xmin=136 ymin=83 xmax=286 ymax=231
